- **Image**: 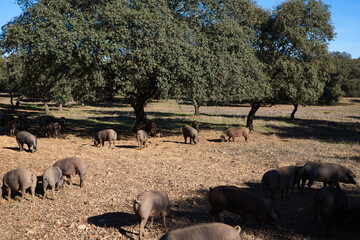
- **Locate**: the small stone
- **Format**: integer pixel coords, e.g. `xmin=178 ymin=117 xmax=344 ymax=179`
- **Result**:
xmin=55 ymin=220 xmax=62 ymax=226
xmin=78 ymin=224 xmax=87 ymax=230
xmin=26 ymin=228 xmax=37 ymax=234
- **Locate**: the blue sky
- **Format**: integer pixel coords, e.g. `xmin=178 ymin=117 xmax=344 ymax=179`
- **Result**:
xmin=1 ymin=0 xmax=359 ymax=59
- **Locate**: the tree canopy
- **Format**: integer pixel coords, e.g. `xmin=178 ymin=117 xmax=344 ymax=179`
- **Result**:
xmin=0 ymin=0 xmax=339 ymax=130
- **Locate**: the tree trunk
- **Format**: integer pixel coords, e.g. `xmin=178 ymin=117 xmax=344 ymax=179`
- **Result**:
xmin=246 ymin=102 xmax=261 ymax=132
xmin=10 ymin=92 xmax=14 ymax=108
xmin=44 ymin=102 xmax=50 ymax=115
xmin=193 ymin=100 xmax=201 ymax=116
xmin=132 ymin=102 xmax=147 ymax=132
xmin=290 ymin=103 xmax=298 ymax=120
xmin=58 ymin=103 xmax=63 ymax=111
xmin=16 ymin=95 xmax=21 ymax=108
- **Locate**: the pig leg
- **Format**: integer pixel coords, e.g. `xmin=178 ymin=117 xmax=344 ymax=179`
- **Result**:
xmin=334 ymin=181 xmax=341 ymax=189
xmin=6 ymin=187 xmax=11 ymax=201
xmin=286 ymin=188 xmax=290 ymax=200
xmin=184 ymin=136 xmax=187 ymax=144
xmin=79 ymin=173 xmax=85 ymax=188
xmin=210 ymin=209 xmax=216 ymax=222
xmin=139 ymin=218 xmax=147 ymax=239
xmin=101 ymin=140 xmax=104 ymax=147
xmin=51 ymin=185 xmax=56 ymax=199
xmin=161 ymin=211 xmax=167 ymax=231
xmin=307 ymin=179 xmax=314 ymax=193
xmin=21 ymin=188 xmax=26 ymax=201
xmin=67 ymin=175 xmax=72 ymax=185
xmin=148 ymin=217 xmax=154 ymax=227
xmin=300 ymin=178 xmax=307 ymax=192
xmin=112 ymin=139 xmax=116 ymax=148
xmin=31 ymin=186 xmax=35 ymax=201
xmin=43 ymin=181 xmax=48 ymax=199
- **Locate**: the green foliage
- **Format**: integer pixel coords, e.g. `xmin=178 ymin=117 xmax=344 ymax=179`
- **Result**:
xmin=328 ymin=52 xmax=360 ymax=98
xmin=175 ymin=0 xmax=271 ymax=113
xmin=0 ymin=54 xmax=23 ymax=97
xmin=258 ymin=0 xmax=335 ymax=106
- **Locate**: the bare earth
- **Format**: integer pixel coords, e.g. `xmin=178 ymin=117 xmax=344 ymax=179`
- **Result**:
xmin=0 ymin=97 xmax=359 ymax=240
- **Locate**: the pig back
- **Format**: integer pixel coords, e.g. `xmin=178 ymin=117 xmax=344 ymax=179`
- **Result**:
xmin=53 ymin=157 xmax=87 ymax=176
xmin=160 ymin=223 xmax=241 ymax=240
xmin=16 ymin=131 xmax=35 ymax=143
xmin=303 ymin=162 xmax=345 ymax=182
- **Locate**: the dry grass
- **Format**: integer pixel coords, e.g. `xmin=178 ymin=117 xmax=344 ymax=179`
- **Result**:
xmin=0 ymin=96 xmax=359 ymax=240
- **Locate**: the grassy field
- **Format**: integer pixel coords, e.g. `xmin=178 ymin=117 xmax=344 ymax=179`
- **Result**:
xmin=0 ymin=95 xmax=359 ymax=240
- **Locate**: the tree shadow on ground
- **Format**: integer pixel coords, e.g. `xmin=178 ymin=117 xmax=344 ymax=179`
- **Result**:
xmin=263 ymin=117 xmax=360 ymax=144
xmin=88 ymin=212 xmax=137 ymax=239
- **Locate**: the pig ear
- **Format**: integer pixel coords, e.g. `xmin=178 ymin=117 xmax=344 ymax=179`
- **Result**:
xmin=234 ymin=226 xmax=241 ymax=234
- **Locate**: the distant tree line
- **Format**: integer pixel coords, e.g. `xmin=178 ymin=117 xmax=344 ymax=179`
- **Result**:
xmin=0 ymin=0 xmax=357 ymax=131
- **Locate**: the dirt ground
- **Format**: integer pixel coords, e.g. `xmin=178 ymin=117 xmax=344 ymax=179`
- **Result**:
xmin=0 ymin=97 xmax=359 ymax=240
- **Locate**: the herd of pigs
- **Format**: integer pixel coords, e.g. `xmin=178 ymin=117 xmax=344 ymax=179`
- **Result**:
xmin=0 ymin=113 xmax=359 ymax=239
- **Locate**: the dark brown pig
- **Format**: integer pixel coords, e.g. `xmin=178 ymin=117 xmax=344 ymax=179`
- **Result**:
xmin=301 ymin=162 xmax=356 ymax=191
xmin=94 ymin=129 xmax=117 ymax=148
xmin=10 ymin=118 xmax=28 ymax=136
xmin=45 ymin=122 xmax=61 ymax=138
xmin=53 ymin=157 xmax=88 ymax=188
xmin=313 ymin=187 xmax=349 ymax=236
xmin=16 ymin=131 xmax=38 ymax=153
xmin=182 ymin=125 xmax=199 ymax=144
xmin=261 ymin=166 xmax=301 ymax=201
xmin=133 ymin=190 xmax=171 ymax=239
xmin=58 ymin=117 xmax=67 ymax=132
xmin=220 ymin=127 xmax=249 ymax=142
xmin=144 ymin=122 xmax=157 ymax=137
xmin=192 ymin=121 xmax=199 ymax=132
xmin=42 ymin=166 xmax=64 ymax=199
xmin=137 ymin=130 xmax=149 ymax=150
xmin=209 ymin=186 xmax=279 ymax=228
xmin=39 ymin=116 xmax=57 ymax=131
xmin=159 ymin=223 xmax=241 ymax=240
xmin=2 ymin=168 xmax=37 ymax=201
